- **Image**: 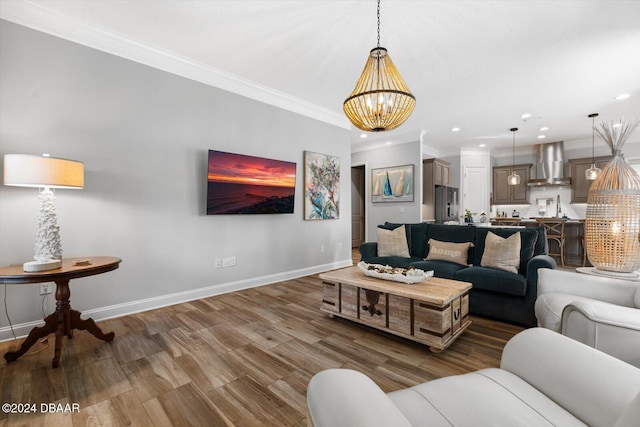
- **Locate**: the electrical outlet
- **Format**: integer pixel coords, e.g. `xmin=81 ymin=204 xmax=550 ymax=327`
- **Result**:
xmin=215 ymin=258 xmax=222 ymax=269
xmin=229 ymin=256 xmax=236 ymax=267
xmin=320 ymin=245 xmax=325 ymax=253
xmin=40 ymin=283 xmax=51 ymax=295
xmin=222 ymin=257 xmax=231 ymax=267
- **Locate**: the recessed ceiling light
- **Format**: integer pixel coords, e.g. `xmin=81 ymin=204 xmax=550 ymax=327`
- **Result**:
xmin=537 ymin=135 xmax=546 ymax=139
xmin=615 ymin=93 xmax=631 ymax=100
xmin=540 ymin=127 xmax=549 ymax=131
xmin=520 ymin=113 xmax=532 ymax=119
xmin=451 ymin=127 xmax=460 ymax=132
xmin=479 ymin=143 xmax=486 ymax=148
xmin=360 ymin=133 xmax=368 ymax=138
xmin=613 ymin=123 xmax=622 ymax=128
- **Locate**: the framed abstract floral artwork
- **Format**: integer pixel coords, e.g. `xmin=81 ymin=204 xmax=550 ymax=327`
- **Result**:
xmin=304 ymin=151 xmax=340 ymax=220
xmin=371 ymin=164 xmax=414 ymax=203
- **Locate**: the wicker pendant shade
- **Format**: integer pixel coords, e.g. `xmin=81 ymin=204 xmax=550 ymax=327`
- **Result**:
xmin=343 ymin=0 xmax=415 ymax=132
xmin=344 ymin=47 xmax=416 ymax=132
xmin=585 ymin=119 xmax=640 ymax=274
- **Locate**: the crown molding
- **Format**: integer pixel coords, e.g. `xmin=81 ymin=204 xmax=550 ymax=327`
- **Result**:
xmin=0 ymin=1 xmax=350 ymax=130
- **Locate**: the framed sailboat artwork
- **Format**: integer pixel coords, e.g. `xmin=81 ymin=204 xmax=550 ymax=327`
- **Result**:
xmin=371 ymin=164 xmax=414 ymax=203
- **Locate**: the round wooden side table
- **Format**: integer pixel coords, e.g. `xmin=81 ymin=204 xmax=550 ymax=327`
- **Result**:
xmin=0 ymin=256 xmax=122 ymax=368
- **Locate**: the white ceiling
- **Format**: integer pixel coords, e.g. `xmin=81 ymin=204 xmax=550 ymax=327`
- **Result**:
xmin=2 ymin=0 xmax=640 ymax=156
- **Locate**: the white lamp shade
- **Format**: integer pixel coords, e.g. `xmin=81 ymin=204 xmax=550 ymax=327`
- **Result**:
xmin=3 ymin=154 xmax=84 ymax=189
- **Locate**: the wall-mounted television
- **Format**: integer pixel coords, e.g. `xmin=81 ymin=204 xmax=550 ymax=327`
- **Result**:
xmin=207 ymin=150 xmax=296 ymax=215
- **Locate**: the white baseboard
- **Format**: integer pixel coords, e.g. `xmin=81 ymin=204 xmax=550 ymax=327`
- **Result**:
xmin=0 ymin=259 xmax=352 ymax=342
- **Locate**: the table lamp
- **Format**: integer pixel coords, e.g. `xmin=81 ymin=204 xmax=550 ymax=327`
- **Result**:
xmin=3 ymin=154 xmax=84 ymax=272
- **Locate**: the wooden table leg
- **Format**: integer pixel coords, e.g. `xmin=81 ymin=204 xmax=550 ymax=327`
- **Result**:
xmin=69 ymin=310 xmax=114 ymax=342
xmin=3 ymin=312 xmax=57 ymax=363
xmin=4 ymin=277 xmax=115 ymax=368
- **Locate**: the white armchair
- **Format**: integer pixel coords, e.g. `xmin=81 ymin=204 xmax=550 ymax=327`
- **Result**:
xmin=535 ymin=268 xmax=640 ymax=367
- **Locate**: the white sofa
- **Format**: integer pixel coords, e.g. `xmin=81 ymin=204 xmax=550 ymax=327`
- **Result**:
xmin=306 ymin=328 xmax=640 ymax=427
xmin=535 ymin=268 xmax=640 ymax=367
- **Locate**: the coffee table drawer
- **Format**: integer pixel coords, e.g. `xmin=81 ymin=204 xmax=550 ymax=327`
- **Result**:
xmin=359 ymin=289 xmax=386 ymax=327
xmin=341 ymin=284 xmax=358 ymax=318
xmin=388 ymin=294 xmax=411 ymax=335
xmin=322 ymin=281 xmax=339 ymax=313
xmin=414 ymin=301 xmax=452 ymax=343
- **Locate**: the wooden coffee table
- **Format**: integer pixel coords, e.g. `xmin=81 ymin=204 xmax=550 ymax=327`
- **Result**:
xmin=319 ymin=266 xmax=472 ymax=352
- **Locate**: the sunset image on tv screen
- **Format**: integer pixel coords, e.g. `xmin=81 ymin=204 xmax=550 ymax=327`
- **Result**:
xmin=206 ymin=150 xmax=296 ymax=214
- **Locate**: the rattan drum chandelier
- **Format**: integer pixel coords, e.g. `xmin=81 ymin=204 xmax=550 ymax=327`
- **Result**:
xmin=343 ymin=0 xmax=415 ymax=132
xmin=585 ymin=119 xmax=640 ymax=277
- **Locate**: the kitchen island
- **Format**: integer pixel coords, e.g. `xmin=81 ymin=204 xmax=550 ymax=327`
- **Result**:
xmin=491 ymin=218 xmax=586 ymax=267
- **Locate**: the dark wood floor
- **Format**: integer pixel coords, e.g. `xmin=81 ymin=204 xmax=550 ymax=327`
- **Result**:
xmin=0 ymin=254 xmax=523 ymax=426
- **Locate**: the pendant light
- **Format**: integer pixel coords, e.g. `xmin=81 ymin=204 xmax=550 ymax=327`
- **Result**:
xmin=343 ymin=0 xmax=416 ymax=132
xmin=507 ymin=128 xmax=521 ymax=185
xmin=585 ymin=113 xmax=601 ymax=181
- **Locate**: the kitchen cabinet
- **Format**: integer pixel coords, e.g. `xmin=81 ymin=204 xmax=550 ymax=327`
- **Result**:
xmin=569 ymin=156 xmax=612 ymax=203
xmin=492 ymin=164 xmax=532 ymax=205
xmin=425 ymin=158 xmax=450 ymax=186
xmin=423 ymin=158 xmax=451 ymax=220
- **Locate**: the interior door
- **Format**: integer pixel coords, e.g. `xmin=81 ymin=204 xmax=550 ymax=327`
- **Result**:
xmin=463 ymin=166 xmax=488 ymax=220
xmin=351 ymin=166 xmax=365 ymax=248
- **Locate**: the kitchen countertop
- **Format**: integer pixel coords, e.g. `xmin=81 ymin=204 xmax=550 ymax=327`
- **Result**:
xmin=491 ymin=218 xmax=584 ymax=224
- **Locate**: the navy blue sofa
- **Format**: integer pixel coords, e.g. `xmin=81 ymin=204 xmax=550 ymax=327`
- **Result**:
xmin=359 ymin=222 xmax=556 ymax=326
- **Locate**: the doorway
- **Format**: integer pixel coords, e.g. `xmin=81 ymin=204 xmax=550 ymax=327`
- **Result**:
xmin=351 ymin=165 xmax=365 ymax=248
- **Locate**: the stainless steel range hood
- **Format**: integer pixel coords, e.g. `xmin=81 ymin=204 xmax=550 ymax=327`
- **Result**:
xmin=527 ymin=141 xmax=571 ymax=187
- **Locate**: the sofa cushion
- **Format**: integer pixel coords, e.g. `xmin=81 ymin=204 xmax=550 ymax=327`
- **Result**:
xmin=384 ymin=222 xmax=428 ymax=258
xmin=455 ymin=266 xmax=527 ymax=296
xmin=425 ymin=239 xmax=473 ymax=266
xmin=531 ymin=226 xmax=548 ymax=256
xmin=474 ymin=227 xmax=538 ymax=274
xmin=425 ymin=224 xmax=476 ymax=263
xmin=410 ymin=260 xmax=467 ymax=280
xmin=388 ymin=368 xmax=586 ymax=427
xmin=481 ymin=231 xmax=521 ymax=273
xmin=377 ymin=225 xmax=410 ymax=257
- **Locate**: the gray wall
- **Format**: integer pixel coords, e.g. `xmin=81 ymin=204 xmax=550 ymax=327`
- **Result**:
xmin=0 ymin=21 xmax=352 ymax=336
xmin=352 ymin=141 xmax=422 ymax=241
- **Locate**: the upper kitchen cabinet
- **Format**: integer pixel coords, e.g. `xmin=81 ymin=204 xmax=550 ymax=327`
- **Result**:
xmin=423 ymin=158 xmax=451 ymax=220
xmin=569 ymin=156 xmax=612 ymax=203
xmin=424 ymin=158 xmax=450 ymax=186
xmin=492 ymin=164 xmax=532 ymax=205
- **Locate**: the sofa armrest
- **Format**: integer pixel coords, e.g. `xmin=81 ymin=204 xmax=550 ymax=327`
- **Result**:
xmin=359 ymin=242 xmax=378 ymax=261
xmin=524 ymin=255 xmax=556 ymax=299
xmin=563 ymin=300 xmax=640 ymax=331
xmin=538 ymin=269 xmax=638 ymax=306
xmin=525 ymin=254 xmax=556 ymax=278
xmin=501 ymin=328 xmax=640 ymax=427
xmin=307 ymin=369 xmax=413 ymax=427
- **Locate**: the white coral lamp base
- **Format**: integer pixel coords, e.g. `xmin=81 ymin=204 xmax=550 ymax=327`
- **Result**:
xmin=24 ymin=187 xmax=64 ymax=272
xmin=23 ymin=259 xmax=63 ymax=272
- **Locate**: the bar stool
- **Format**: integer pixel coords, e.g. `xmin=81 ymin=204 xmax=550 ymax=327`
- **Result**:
xmin=494 ymin=218 xmax=521 ymax=226
xmin=537 ymin=219 xmax=566 ymax=267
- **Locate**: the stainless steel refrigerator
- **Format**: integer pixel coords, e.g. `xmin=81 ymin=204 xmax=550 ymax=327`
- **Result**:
xmin=435 ymin=186 xmax=459 ymax=223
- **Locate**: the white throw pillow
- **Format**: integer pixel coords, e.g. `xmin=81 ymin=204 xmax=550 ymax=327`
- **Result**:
xmin=377 ymin=225 xmax=410 ymax=257
xmin=481 ymin=232 xmax=521 ymax=273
